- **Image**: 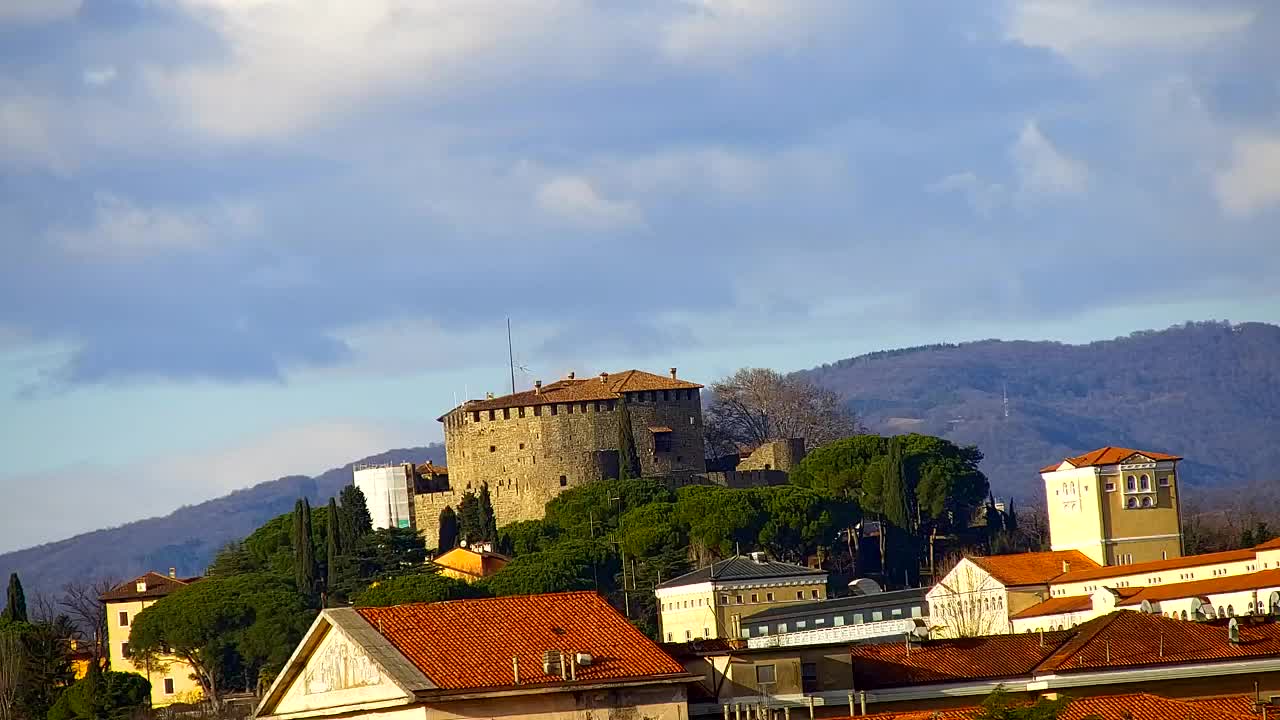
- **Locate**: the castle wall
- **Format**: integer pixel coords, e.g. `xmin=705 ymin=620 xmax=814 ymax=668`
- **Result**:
xmin=415 ymin=388 xmax=706 ymax=548
xmin=736 ymin=439 xmax=807 ymax=473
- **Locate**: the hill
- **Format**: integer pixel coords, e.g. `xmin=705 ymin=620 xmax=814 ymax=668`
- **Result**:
xmin=798 ymin=320 xmax=1280 ymax=503
xmin=0 ymin=445 xmax=444 ymax=594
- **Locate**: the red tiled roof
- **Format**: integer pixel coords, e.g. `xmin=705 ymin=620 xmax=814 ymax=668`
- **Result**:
xmin=1254 ymin=536 xmax=1280 ymax=551
xmin=967 ymin=550 xmax=1099 ymax=587
xmin=354 ymin=592 xmax=686 ymax=691
xmin=1115 ymin=568 xmax=1280 ymax=607
xmin=850 ymin=631 xmax=1073 ymax=688
xmin=99 ymin=572 xmax=199 ymax=602
xmin=1052 ymin=548 xmax=1256 ymax=585
xmin=1187 ymin=696 xmax=1278 ymax=717
xmin=440 ymin=369 xmax=701 ymax=419
xmin=1039 ymin=612 xmax=1280 ymax=674
xmin=852 ymin=694 xmax=1262 ymax=720
xmin=1010 ymin=594 xmax=1095 ymax=620
xmin=1040 ymin=446 xmax=1182 ymax=474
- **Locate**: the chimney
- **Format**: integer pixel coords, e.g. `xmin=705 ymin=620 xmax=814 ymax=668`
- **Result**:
xmin=568 ymin=371 xmax=575 ymax=380
xmin=1062 ymin=560 xmax=1071 ymax=574
xmin=168 ymin=567 xmax=176 ymax=579
xmin=534 ymin=380 xmax=542 ymax=394
xmin=600 ymin=372 xmax=609 ymax=384
xmin=670 ymin=367 xmax=677 ymax=379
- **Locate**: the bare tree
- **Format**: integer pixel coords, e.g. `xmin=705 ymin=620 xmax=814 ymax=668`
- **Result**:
xmin=60 ymin=578 xmax=116 ymax=660
xmin=704 ymin=367 xmax=864 ymax=452
xmin=928 ymin=559 xmax=1008 ymax=638
xmin=0 ymin=630 xmax=21 ymax=720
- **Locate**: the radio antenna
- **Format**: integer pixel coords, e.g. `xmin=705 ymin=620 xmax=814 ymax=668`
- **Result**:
xmin=507 ymin=317 xmax=516 ymax=395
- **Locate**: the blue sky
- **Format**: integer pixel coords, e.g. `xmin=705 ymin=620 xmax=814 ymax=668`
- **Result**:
xmin=2 ymin=0 xmax=1278 ymax=554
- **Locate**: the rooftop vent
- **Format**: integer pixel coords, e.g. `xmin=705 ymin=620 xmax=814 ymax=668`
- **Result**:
xmin=600 ymin=372 xmax=609 ymax=384
xmin=670 ymin=367 xmax=677 ymax=379
xmin=1229 ymin=618 xmax=1241 ymax=644
xmin=568 ymin=371 xmax=575 ymax=380
xmin=749 ymin=551 xmax=767 ymax=564
xmin=135 ymin=580 xmax=147 ymax=593
xmin=575 ymin=652 xmax=593 ymax=667
xmin=1062 ymin=560 xmax=1071 ymax=574
xmin=848 ymin=578 xmax=883 ymax=596
xmin=168 ymin=567 xmax=176 ymax=579
xmin=534 ymin=380 xmax=542 ymax=394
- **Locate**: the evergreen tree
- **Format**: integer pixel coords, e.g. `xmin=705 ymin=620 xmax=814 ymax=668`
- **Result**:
xmin=457 ymin=490 xmax=483 ymax=544
xmin=326 ymin=498 xmax=343 ymax=597
xmin=293 ymin=499 xmax=316 ymax=598
xmin=339 ymin=484 xmax=373 ymax=543
xmin=2 ymin=574 xmax=25 ymax=623
xmin=882 ymin=440 xmax=909 ymax=529
xmin=438 ymin=506 xmax=459 ymax=551
xmin=616 ymin=398 xmax=641 ymax=480
xmin=477 ymin=483 xmax=498 ymax=543
xmin=880 ymin=439 xmax=916 ymax=585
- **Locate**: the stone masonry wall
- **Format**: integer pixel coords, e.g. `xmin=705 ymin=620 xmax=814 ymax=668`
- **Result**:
xmin=415 ymin=389 xmax=706 ymax=548
xmin=736 ymin=438 xmax=807 ymax=473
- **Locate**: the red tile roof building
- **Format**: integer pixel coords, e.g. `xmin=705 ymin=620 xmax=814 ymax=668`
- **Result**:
xmin=851 ymin=693 xmax=1270 ymax=720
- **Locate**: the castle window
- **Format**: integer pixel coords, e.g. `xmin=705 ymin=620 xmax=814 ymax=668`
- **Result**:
xmin=473 ymin=411 xmax=480 ymax=422
xmin=519 ymin=443 xmax=524 ymax=450
xmin=580 ymin=403 xmax=588 ymax=414
xmin=489 ymin=410 xmax=495 ymax=421
xmin=1126 ymin=476 xmax=1136 ymax=491
xmin=662 ymin=390 xmax=669 ymax=401
xmin=567 ymin=403 xmax=573 ymax=414
xmin=607 ymin=400 xmax=616 ymax=411
xmin=503 ymin=408 xmax=510 ymax=420
xmin=534 ymin=405 xmax=541 ymax=417
xmin=1139 ymin=474 xmax=1150 ymax=490
xmin=490 ymin=446 xmax=496 ymax=453
xmin=551 ymin=404 xmax=558 ymax=415
xmin=654 ymin=432 xmax=673 ymax=453
xmin=559 ymin=475 xmax=567 ymax=487
xmin=596 ymin=401 xmax=604 ymax=412
xmin=518 ymin=406 xmax=525 ymax=418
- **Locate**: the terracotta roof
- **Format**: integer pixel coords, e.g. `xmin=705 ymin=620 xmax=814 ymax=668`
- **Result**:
xmin=354 ymin=592 xmax=687 ymax=691
xmin=1187 ymin=696 xmax=1278 ymax=717
xmin=647 ymin=426 xmax=673 ymax=433
xmin=853 ymin=694 xmax=1263 ymax=720
xmin=1037 ymin=612 xmax=1280 ymax=674
xmin=1254 ymin=536 xmax=1280 ymax=551
xmin=99 ymin=572 xmax=199 ymax=602
xmin=1009 ymin=594 xmax=1096 ymax=620
xmin=1114 ymin=568 xmax=1280 ymax=607
xmin=656 ymin=555 xmax=825 ymax=589
xmin=416 ymin=461 xmax=447 ymax=475
xmin=850 ymin=631 xmax=1073 ymax=688
xmin=433 ymin=546 xmax=511 ymax=580
xmin=1052 ymin=548 xmax=1256 ymax=585
xmin=1040 ymin=446 xmax=1182 ymax=473
xmin=966 ymin=550 xmax=1099 ymax=587
xmin=439 ymin=369 xmax=701 ymax=419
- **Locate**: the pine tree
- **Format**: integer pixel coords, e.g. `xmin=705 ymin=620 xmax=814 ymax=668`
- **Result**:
xmin=293 ymin=499 xmax=316 ymax=598
xmin=3 ymin=573 xmax=26 ymax=623
xmin=339 ymin=484 xmax=373 ymax=543
xmin=437 ymin=506 xmax=459 ymax=551
xmin=616 ymin=398 xmax=641 ymax=480
xmin=477 ymin=484 xmax=498 ymax=543
xmin=326 ymin=498 xmax=343 ymax=596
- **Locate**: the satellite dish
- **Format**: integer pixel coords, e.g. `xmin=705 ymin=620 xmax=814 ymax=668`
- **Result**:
xmin=848 ymin=578 xmax=883 ymax=596
xmin=1140 ymin=600 xmax=1154 ymax=614
xmin=1270 ymin=591 xmax=1280 ymax=616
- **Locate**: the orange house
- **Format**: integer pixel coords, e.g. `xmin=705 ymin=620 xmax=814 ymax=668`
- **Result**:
xmin=433 ymin=544 xmax=510 ymax=583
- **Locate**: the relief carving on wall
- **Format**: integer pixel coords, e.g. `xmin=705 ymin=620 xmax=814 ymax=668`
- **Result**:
xmin=302 ymin=637 xmax=383 ymax=695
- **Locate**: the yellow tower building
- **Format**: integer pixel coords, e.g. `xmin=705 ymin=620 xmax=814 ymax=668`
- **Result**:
xmin=1040 ymin=447 xmax=1184 ymax=567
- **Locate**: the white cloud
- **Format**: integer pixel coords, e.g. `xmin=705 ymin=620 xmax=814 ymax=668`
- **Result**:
xmin=535 ymin=175 xmax=639 ymax=229
xmin=149 ymin=0 xmax=611 ymax=140
xmin=661 ymin=0 xmax=854 ymax=65
xmin=0 ymin=94 xmax=75 ymax=174
xmin=1011 ymin=121 xmax=1089 ymax=196
xmin=927 ymin=172 xmax=1007 ymax=216
xmin=82 ymin=66 xmax=118 ymax=87
xmin=1007 ymin=0 xmax=1254 ymax=67
xmin=48 ymin=193 xmax=260 ymax=258
xmin=0 ymin=0 xmax=80 ymax=25
xmin=1216 ymin=133 xmax=1280 ymax=217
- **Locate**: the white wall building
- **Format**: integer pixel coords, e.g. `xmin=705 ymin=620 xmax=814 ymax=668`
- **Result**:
xmin=353 ymin=463 xmax=415 ymax=531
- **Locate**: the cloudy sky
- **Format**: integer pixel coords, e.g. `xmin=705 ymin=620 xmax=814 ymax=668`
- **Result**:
xmin=2 ymin=0 xmax=1278 ymax=553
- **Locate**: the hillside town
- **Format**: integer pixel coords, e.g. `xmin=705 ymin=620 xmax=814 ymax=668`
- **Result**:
xmin=5 ymin=368 xmax=1280 ymax=720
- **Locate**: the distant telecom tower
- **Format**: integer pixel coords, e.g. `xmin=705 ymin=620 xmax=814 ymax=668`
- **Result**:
xmin=1003 ymin=381 xmax=1010 ymax=419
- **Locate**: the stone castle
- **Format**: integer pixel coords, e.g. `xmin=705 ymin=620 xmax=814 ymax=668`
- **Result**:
xmin=412 ymin=369 xmax=708 ymax=544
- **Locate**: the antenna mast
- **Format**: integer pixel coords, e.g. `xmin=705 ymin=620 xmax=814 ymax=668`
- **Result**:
xmin=1003 ymin=381 xmax=1009 ymax=419
xmin=507 ymin=317 xmax=516 ymax=395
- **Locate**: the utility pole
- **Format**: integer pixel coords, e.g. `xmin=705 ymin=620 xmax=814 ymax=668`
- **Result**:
xmin=611 ymin=495 xmax=630 ymax=617
xmin=507 ymin=317 xmax=516 ymax=395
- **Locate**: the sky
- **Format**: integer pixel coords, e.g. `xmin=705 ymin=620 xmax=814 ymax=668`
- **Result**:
xmin=1 ymin=0 xmax=1278 ymax=554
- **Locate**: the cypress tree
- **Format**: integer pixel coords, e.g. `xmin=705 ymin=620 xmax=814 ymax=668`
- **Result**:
xmin=339 ymin=484 xmax=373 ymax=542
xmin=616 ymin=398 xmax=641 ymax=480
xmin=3 ymin=573 xmax=26 ymax=623
xmin=457 ymin=491 xmax=480 ymax=544
xmin=326 ymin=498 xmax=343 ymax=594
xmin=294 ymin=499 xmax=316 ymax=598
xmin=882 ymin=439 xmax=909 ymax=529
xmin=477 ymin=484 xmax=497 ymax=543
xmin=880 ymin=439 xmax=914 ymax=584
xmin=438 ymin=506 xmax=459 ymax=551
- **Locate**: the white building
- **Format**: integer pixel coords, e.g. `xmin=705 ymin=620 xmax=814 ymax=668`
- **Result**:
xmin=353 ymin=463 xmax=414 ymax=531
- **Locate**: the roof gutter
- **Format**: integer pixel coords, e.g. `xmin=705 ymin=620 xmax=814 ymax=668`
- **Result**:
xmin=411 ymin=673 xmax=699 ymax=702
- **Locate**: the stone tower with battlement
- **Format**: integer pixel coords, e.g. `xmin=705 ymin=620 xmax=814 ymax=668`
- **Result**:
xmin=414 ymin=369 xmax=707 ymax=547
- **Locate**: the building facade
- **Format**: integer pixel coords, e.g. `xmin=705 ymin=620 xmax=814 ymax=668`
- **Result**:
xmin=415 ymin=369 xmax=707 ymax=546
xmin=353 ymin=463 xmax=415 ymax=531
xmin=655 ymin=554 xmax=828 ymax=642
xmin=1040 ymin=446 xmax=1184 ymax=566
xmin=100 ymin=571 xmax=203 ymax=707
xmin=432 ymin=544 xmax=510 ymax=583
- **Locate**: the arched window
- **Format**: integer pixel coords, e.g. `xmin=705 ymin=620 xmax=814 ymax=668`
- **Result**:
xmin=1127 ymin=475 xmax=1137 ymax=491
xmin=1219 ymin=606 xmax=1226 ymax=617
xmin=1140 ymin=474 xmax=1150 ymax=490
xmin=1141 ymin=497 xmax=1153 ymax=508
xmin=1181 ymin=610 xmax=1188 ymax=620
xmin=1127 ymin=497 xmax=1138 ymax=509
xmin=1228 ymin=605 xmax=1235 ymax=617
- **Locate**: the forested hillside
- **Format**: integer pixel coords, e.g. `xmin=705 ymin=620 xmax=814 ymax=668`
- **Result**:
xmin=799 ymin=321 xmax=1280 ymax=502
xmin=0 ymin=445 xmax=444 ymax=594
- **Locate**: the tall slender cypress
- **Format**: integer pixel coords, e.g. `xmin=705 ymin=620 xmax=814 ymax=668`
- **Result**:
xmin=617 ymin=398 xmax=641 ymax=479
xmin=477 ymin=483 xmax=498 ymax=543
xmin=326 ymin=497 xmax=343 ymax=595
xmin=438 ymin=506 xmax=459 ymax=551
xmin=293 ymin=499 xmax=316 ymax=598
xmin=2 ymin=573 xmax=26 ymax=623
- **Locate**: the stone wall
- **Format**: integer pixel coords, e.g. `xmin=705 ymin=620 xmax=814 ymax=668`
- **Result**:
xmin=736 ymin=438 xmax=807 ymax=472
xmin=415 ymin=389 xmax=707 ymax=548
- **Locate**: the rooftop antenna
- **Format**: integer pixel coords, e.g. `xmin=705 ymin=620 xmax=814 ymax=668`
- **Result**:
xmin=1003 ymin=381 xmax=1009 ymax=419
xmin=507 ymin=317 xmax=516 ymax=395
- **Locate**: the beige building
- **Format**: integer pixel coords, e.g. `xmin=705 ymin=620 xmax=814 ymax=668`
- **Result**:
xmin=100 ymin=571 xmax=203 ymax=706
xmin=255 ymin=591 xmax=693 ymax=720
xmin=431 ymin=544 xmax=509 ymax=583
xmin=416 ymin=369 xmax=706 ymax=546
xmin=1040 ymin=446 xmax=1184 ymax=566
xmin=654 ymin=553 xmax=828 ymax=642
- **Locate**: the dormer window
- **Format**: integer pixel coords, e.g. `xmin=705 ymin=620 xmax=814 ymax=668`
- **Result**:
xmin=136 ymin=581 xmax=147 ymax=593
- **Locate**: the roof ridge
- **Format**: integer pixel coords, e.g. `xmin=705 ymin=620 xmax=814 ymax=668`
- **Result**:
xmin=1032 ymin=612 xmax=1119 ymax=673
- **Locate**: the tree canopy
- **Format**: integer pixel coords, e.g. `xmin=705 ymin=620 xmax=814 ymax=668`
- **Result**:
xmin=354 ymin=573 xmax=487 ymax=607
xmin=703 ymin=367 xmax=863 ymax=456
xmin=47 ymin=668 xmax=150 ymax=720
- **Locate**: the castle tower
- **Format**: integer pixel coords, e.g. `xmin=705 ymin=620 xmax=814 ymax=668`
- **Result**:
xmin=1039 ymin=446 xmax=1184 ymax=567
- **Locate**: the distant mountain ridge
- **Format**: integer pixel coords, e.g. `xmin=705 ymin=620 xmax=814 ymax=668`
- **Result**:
xmin=0 ymin=445 xmax=444 ymax=594
xmin=798 ymin=320 xmax=1280 ymax=502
